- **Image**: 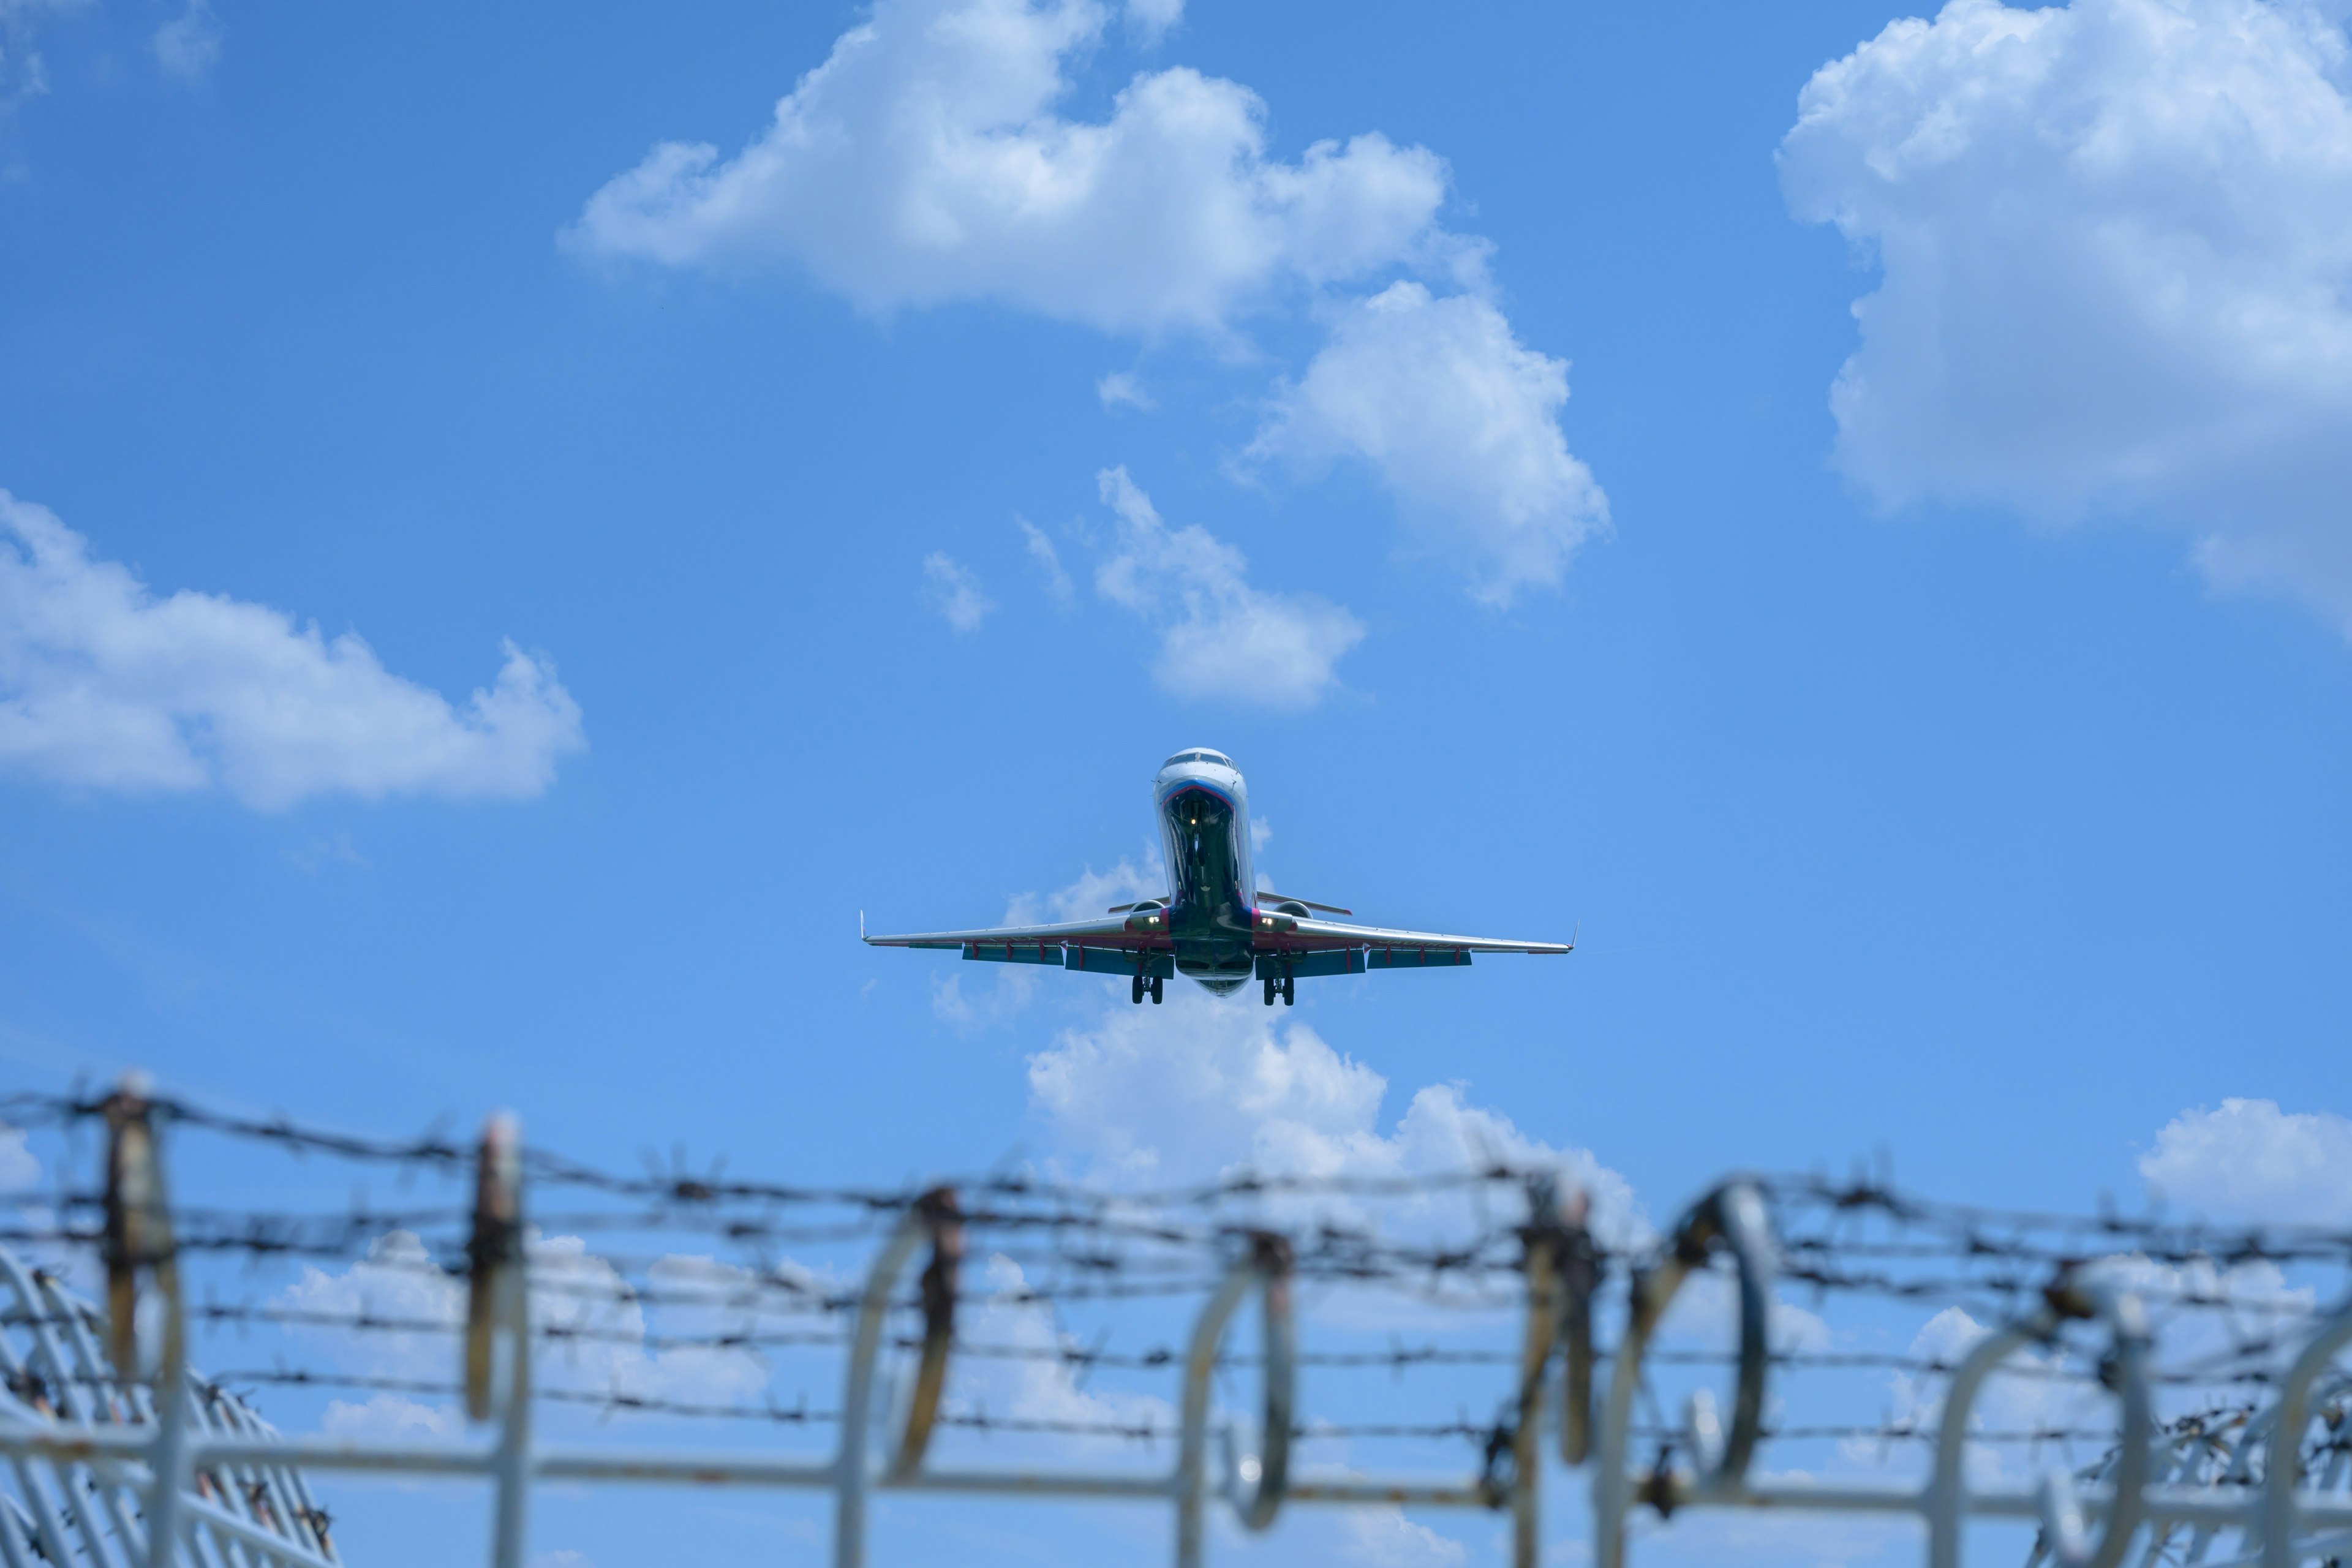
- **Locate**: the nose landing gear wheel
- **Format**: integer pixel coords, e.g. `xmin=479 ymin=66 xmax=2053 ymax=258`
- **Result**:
xmin=1148 ymin=976 xmax=1164 ymax=1004
xmin=1131 ymin=974 xmax=1145 ymax=1005
xmin=1262 ymin=976 xmax=1277 ymax=1007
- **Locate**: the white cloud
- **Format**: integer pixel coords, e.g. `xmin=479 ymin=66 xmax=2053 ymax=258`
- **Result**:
xmin=1779 ymin=0 xmax=2352 ymax=627
xmin=322 ymin=1393 xmax=462 ymax=1441
xmin=949 ymin=1253 xmax=1174 ymax=1449
xmin=922 ymin=551 xmax=994 ymax=633
xmin=932 ymin=855 xmax=1164 ymax=1028
xmin=1003 ymin=854 xmax=1164 ymax=926
xmin=1015 ymin=515 xmax=1074 ymax=601
xmin=2138 ymin=1098 xmax=2352 ymax=1224
xmin=567 ymin=0 xmax=1452 ymax=339
xmin=1024 ymin=986 xmax=1637 ymax=1246
xmin=1096 ymin=371 xmax=1154 ymax=411
xmin=0 ymin=0 xmax=80 ymax=108
xmin=0 ymin=1124 xmax=37 ymax=1189
xmin=0 ymin=492 xmax=583 ymax=809
xmin=277 ymin=1230 xmax=771 ymax=1415
xmin=152 ymin=0 xmax=221 ymax=80
xmin=1251 ymin=283 xmax=1610 ymax=605
xmin=568 ymin=0 xmax=1609 ymax=607
xmin=1121 ymin=0 xmax=1183 ymax=45
xmin=1339 ymin=1509 xmax=1468 ymax=1567
xmin=287 ymin=830 xmax=369 ymax=874
xmin=1094 ymin=467 xmax=1363 ymax=708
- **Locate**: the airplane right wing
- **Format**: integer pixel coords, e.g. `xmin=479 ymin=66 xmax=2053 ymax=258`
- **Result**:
xmin=1262 ymin=914 xmax=1572 ymax=959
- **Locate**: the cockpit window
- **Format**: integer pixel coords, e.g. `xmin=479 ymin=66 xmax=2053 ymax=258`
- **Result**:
xmin=1163 ymin=749 xmax=1235 ymax=768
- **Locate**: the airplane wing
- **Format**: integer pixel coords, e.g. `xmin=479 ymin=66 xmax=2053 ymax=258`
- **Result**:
xmin=862 ymin=912 xmax=1169 ymax=953
xmin=1260 ymin=914 xmax=1572 ymax=957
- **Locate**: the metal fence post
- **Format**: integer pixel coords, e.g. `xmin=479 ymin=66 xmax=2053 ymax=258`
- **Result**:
xmin=466 ymin=1114 xmax=529 ymax=1568
xmin=102 ymin=1074 xmax=189 ymax=1568
xmin=1512 ymin=1178 xmax=1566 ymax=1568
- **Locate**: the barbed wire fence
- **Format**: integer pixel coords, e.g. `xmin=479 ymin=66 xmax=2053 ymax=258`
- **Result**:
xmin=0 ymin=1079 xmax=2348 ymax=1568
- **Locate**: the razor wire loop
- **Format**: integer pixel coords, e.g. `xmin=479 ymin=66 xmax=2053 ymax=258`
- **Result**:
xmin=885 ymin=1186 xmax=962 ymax=1483
xmin=2261 ymin=1296 xmax=2352 ymax=1568
xmin=1593 ymin=1179 xmax=1774 ymax=1568
xmin=23 ymin=1083 xmax=2352 ymax=1568
xmin=1178 ymin=1231 xmax=1295 ymax=1566
xmin=1927 ymin=1270 xmax=2151 ymax=1568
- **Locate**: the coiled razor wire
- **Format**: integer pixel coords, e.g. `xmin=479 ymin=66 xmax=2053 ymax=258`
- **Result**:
xmin=0 ymin=1082 xmax=2349 ymax=1568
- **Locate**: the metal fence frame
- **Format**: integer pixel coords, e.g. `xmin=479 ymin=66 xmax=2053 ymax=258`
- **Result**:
xmin=4 ymin=1084 xmax=2351 ymax=1568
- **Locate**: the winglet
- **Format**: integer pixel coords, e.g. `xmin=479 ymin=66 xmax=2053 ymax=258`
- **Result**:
xmin=860 ymin=910 xmax=867 ymax=942
xmin=1567 ymin=920 xmax=1578 ymax=954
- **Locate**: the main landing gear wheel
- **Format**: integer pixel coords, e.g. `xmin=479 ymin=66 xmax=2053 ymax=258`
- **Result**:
xmin=1131 ymin=974 xmax=1145 ymax=1005
xmin=1281 ymin=974 xmax=1295 ymax=1006
xmin=1149 ymin=976 xmax=1164 ymax=1004
xmin=1262 ymin=976 xmax=1278 ymax=1007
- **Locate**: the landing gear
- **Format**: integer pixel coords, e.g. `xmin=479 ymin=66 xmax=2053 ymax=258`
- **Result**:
xmin=1132 ymin=974 xmax=1145 ymax=1005
xmin=1149 ymin=975 xmax=1164 ymax=1005
xmin=1262 ymin=976 xmax=1278 ymax=1007
xmin=1264 ymin=973 xmax=1296 ymax=1007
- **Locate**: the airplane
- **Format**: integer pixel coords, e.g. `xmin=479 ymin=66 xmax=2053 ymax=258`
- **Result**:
xmin=863 ymin=747 xmax=1573 ymax=1006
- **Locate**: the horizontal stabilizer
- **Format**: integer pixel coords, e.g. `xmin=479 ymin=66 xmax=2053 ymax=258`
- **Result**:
xmin=1258 ymin=892 xmax=1354 ymax=915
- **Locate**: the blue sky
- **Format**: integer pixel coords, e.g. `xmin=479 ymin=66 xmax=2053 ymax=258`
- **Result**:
xmin=4 ymin=0 xmax=2352 ymax=1563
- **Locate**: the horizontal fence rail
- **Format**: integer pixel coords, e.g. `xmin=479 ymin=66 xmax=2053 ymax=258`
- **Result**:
xmin=0 ymin=1079 xmax=2347 ymax=1568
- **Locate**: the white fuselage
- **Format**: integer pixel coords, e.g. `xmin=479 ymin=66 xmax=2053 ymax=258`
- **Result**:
xmin=1153 ymin=748 xmax=1257 ymax=993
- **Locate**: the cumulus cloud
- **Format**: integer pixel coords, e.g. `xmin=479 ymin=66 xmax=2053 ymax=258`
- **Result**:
xmin=932 ymin=854 xmax=1164 ymax=1028
xmin=0 ymin=0 xmax=80 ymax=108
xmin=1024 ymin=987 xmax=1637 ymax=1240
xmin=570 ymin=0 xmax=1610 ymax=605
xmin=1251 ymin=283 xmax=1610 ymax=604
xmin=0 ymin=492 xmax=582 ymax=809
xmin=322 ymin=1393 xmax=464 ymax=1441
xmin=277 ymin=1230 xmax=771 ymax=1415
xmin=568 ymin=0 xmax=1452 ymax=338
xmin=1338 ymin=1509 xmax=1468 ymax=1567
xmin=0 ymin=1124 xmax=37 ymax=1189
xmin=1779 ymin=0 xmax=2352 ymax=626
xmin=1121 ymin=0 xmax=1183 ymax=45
xmin=922 ymin=551 xmax=994 ymax=632
xmin=151 ymin=0 xmax=221 ymax=80
xmin=1095 ymin=371 xmax=1153 ymax=411
xmin=1094 ymin=467 xmax=1363 ymax=708
xmin=2138 ymin=1098 xmax=2352 ymax=1224
xmin=953 ymin=1253 xmax=1174 ymax=1444
xmin=1015 ymin=516 xmax=1073 ymax=601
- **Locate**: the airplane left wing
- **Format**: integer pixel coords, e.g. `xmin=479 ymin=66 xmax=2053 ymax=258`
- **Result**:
xmin=863 ymin=912 xmax=1169 ymax=954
